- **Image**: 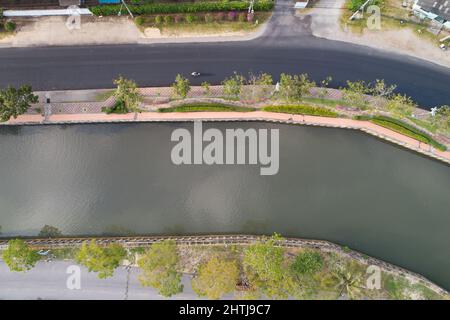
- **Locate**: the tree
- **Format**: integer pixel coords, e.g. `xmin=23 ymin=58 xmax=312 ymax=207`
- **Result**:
xmin=0 ymin=85 xmax=38 ymax=122
xmin=321 ymin=261 xmax=365 ymax=300
xmin=172 ymin=74 xmax=191 ymax=99
xmin=75 ymin=240 xmax=126 ymax=279
xmin=371 ymin=79 xmax=397 ymax=98
xmin=192 ymin=257 xmax=240 ymax=299
xmin=296 ymin=73 xmax=316 ymax=98
xmin=38 ymin=225 xmax=62 ymax=238
xmin=278 ymin=73 xmax=315 ymax=102
xmin=386 ymin=93 xmax=416 ymax=116
xmin=2 ymin=239 xmax=40 ymax=272
xmin=341 ymin=80 xmax=371 ymax=108
xmin=246 ymin=72 xmax=273 ymax=101
xmin=291 ymin=250 xmax=324 ymax=276
xmin=201 ymin=81 xmax=211 ymax=96
xmin=222 ymin=72 xmax=245 ymax=99
xmin=243 ymin=234 xmax=294 ymax=299
xmin=317 ymin=76 xmax=332 ymax=99
xmin=5 ymin=21 xmax=16 ymax=32
xmin=333 ymin=268 xmax=364 ymax=299
xmin=113 ymin=76 xmax=142 ymax=113
xmin=138 ymin=240 xmax=183 ymax=297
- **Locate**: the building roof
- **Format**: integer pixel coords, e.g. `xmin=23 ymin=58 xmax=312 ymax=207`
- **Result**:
xmin=417 ymin=0 xmax=450 ymax=21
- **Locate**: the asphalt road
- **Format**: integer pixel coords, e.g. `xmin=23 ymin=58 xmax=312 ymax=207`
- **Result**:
xmin=0 ymin=2 xmax=449 ymax=109
xmin=0 ymin=260 xmax=198 ymax=300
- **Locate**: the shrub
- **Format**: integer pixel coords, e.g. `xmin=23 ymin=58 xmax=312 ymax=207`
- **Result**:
xmin=291 ymin=250 xmax=324 ymax=275
xmin=164 ymin=15 xmax=173 ymax=24
xmin=154 ymin=15 xmax=163 ymax=24
xmin=348 ymin=0 xmax=365 ymax=11
xmin=90 ymin=1 xmax=274 ymax=16
xmin=228 ymin=11 xmax=237 ymax=21
xmin=238 ymin=12 xmax=246 ymax=22
xmin=204 ymin=13 xmax=214 ymax=23
xmin=135 ymin=16 xmax=145 ymax=26
xmin=185 ymin=14 xmax=195 ymax=23
xmin=158 ymin=103 xmax=256 ymax=113
xmin=4 ymin=21 xmax=16 ymax=32
xmin=102 ymin=101 xmax=128 ymax=114
xmin=262 ymin=105 xmax=338 ymax=117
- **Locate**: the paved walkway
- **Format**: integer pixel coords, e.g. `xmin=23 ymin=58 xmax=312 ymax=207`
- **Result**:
xmin=4 ymin=110 xmax=450 ymax=165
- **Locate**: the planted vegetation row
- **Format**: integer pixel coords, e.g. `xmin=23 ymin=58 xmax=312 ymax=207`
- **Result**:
xmin=355 ymin=115 xmax=447 ymax=151
xmin=90 ymin=1 xmax=274 ymax=16
xmin=262 ymin=105 xmax=339 ymax=117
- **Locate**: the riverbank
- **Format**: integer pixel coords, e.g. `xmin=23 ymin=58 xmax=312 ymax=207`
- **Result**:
xmin=0 ymin=234 xmax=448 ymax=299
xmin=3 ymin=109 xmax=450 ymax=166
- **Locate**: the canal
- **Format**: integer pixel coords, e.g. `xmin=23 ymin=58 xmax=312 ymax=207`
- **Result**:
xmin=0 ymin=122 xmax=449 ymax=289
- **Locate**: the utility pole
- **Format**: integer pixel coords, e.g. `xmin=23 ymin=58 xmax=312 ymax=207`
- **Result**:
xmin=118 ymin=0 xmax=134 ymax=19
xmin=349 ymin=0 xmax=371 ymax=21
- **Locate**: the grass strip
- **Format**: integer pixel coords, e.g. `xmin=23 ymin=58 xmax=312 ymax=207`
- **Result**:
xmin=355 ymin=115 xmax=447 ymax=151
xmin=262 ymin=105 xmax=339 ymax=117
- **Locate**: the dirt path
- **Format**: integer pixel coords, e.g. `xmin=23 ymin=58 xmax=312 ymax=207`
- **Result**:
xmin=307 ymin=0 xmax=450 ymax=68
xmin=0 ymin=16 xmax=143 ymax=46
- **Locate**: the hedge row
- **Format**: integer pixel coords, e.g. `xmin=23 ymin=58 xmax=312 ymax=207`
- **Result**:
xmin=355 ymin=115 xmax=447 ymax=151
xmin=262 ymin=105 xmax=339 ymax=117
xmin=90 ymin=1 xmax=274 ymax=16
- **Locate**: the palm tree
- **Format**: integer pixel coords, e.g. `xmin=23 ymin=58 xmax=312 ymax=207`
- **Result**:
xmin=333 ymin=268 xmax=364 ymax=300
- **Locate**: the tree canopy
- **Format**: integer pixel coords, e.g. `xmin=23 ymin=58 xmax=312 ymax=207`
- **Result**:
xmin=291 ymin=250 xmax=324 ymax=276
xmin=172 ymin=74 xmax=191 ymax=99
xmin=0 ymin=85 xmax=38 ymax=122
xmin=243 ymin=234 xmax=294 ymax=299
xmin=192 ymin=257 xmax=240 ymax=299
xmin=137 ymin=240 xmax=183 ymax=297
xmin=113 ymin=76 xmax=142 ymax=113
xmin=75 ymin=240 xmax=126 ymax=279
xmin=2 ymin=239 xmax=40 ymax=272
xmin=278 ymin=73 xmax=315 ymax=101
